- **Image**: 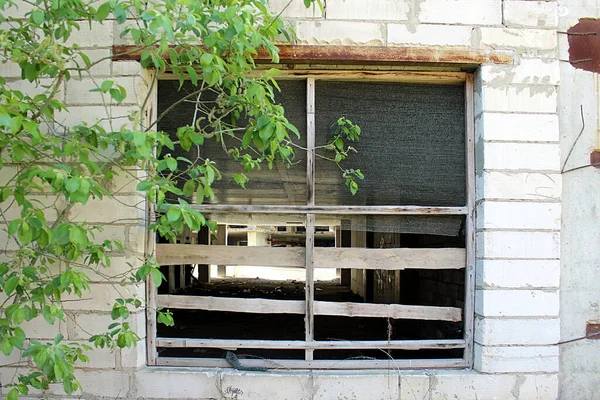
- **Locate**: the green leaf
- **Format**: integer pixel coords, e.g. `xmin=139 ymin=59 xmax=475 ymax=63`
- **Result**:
xmin=6 ymin=388 xmax=18 ymax=400
xmin=200 ymin=53 xmax=213 ymax=67
xmin=166 ymin=158 xmax=177 ymax=172
xmin=65 ymin=178 xmax=80 ymax=193
xmin=166 ymin=207 xmax=181 ymax=222
xmin=186 ymin=66 xmax=199 ymax=86
xmin=150 ymin=268 xmax=164 ymax=286
xmin=1 ymin=340 xmax=13 ymax=356
xmin=182 ymin=180 xmax=195 ymax=197
xmin=5 ymin=276 xmax=19 ymax=295
xmin=100 ymin=80 xmax=114 ymax=93
xmin=96 ymin=2 xmax=111 ymax=22
xmin=195 ymin=184 xmax=204 ymax=204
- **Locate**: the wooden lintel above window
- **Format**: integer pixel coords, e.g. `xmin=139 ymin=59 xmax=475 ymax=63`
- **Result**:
xmin=112 ymin=44 xmax=513 ymax=68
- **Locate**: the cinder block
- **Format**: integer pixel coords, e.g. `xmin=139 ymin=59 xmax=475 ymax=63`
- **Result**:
xmin=6 ymin=78 xmax=65 ymax=102
xmin=295 ymin=20 xmax=384 ymax=45
xmin=135 ymin=368 xmax=221 ymax=399
xmin=67 ymin=48 xmax=112 ymax=77
xmin=65 ymin=77 xmax=149 ymax=106
xmin=430 ymin=371 xmax=517 ymax=399
xmin=21 ymin=316 xmax=68 ymax=340
xmin=64 ymin=21 xmax=114 ymax=48
xmin=55 ymin=105 xmax=140 ymax=131
xmin=481 ymin=58 xmax=560 ymax=86
xmin=112 ymin=61 xmax=144 ymax=77
xmin=222 ymin=371 xmax=313 ymax=400
xmin=476 ymin=171 xmax=561 ymax=201
xmin=73 ymin=370 xmax=131 ymax=398
xmin=475 ymin=317 xmax=560 ymax=345
xmin=483 ymin=142 xmax=560 ymax=171
xmin=67 ymin=311 xmax=145 ymax=340
xmin=311 ymin=372 xmax=399 ymax=400
xmin=476 ymin=27 xmax=557 ymax=50
xmin=268 ymin=0 xmax=323 ymax=18
xmin=476 ymin=259 xmax=560 ymax=289
xmin=85 ymin=255 xmax=143 ymax=283
xmin=478 ymin=112 xmax=559 ymax=142
xmin=61 ymin=283 xmax=144 ymax=311
xmin=74 ymin=344 xmax=117 ymax=369
xmin=419 ymin=0 xmax=502 ymax=25
xmin=476 ymin=230 xmax=560 ymax=259
xmin=0 ymin=61 xmax=22 ymax=78
xmin=475 ymin=289 xmax=559 ymax=317
xmin=120 ymin=338 xmax=146 ymax=368
xmin=399 ymin=374 xmax=430 ymax=400
xmin=326 ymin=0 xmax=409 ymax=21
xmin=503 ymin=1 xmax=558 ymax=28
xmin=476 ymin=201 xmax=561 ymax=230
xmin=474 ymin=344 xmax=559 ymax=373
xmin=481 ymin=85 xmax=557 ymax=113
xmin=388 ymin=23 xmax=472 ymax=47
xmin=127 ymin=225 xmax=149 ymax=254
xmin=69 ymin=195 xmax=146 ymax=224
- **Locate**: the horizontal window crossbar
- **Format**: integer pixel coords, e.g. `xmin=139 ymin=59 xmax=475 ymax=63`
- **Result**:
xmin=186 ymin=205 xmax=468 ymax=215
xmin=157 ymin=338 xmax=466 ymax=350
xmin=157 ymin=295 xmax=462 ymax=322
xmin=156 ymin=357 xmax=468 ymax=370
xmin=156 ymin=244 xmax=466 ymax=270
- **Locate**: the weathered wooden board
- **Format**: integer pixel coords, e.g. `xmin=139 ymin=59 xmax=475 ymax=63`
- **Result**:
xmin=156 ymin=338 xmax=466 ymax=350
xmin=156 ymin=244 xmax=465 ymax=270
xmin=156 ymin=357 xmax=467 ymax=369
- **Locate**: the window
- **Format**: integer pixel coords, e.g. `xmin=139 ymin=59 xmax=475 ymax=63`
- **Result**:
xmin=149 ymin=70 xmax=475 ymax=369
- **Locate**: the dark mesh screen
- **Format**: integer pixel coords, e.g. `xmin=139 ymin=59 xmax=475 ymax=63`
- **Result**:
xmin=158 ymin=80 xmax=307 ymax=205
xmin=315 ymin=81 xmax=466 ymax=206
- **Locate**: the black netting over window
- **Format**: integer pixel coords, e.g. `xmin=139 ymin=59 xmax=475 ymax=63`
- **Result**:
xmin=315 ymin=81 xmax=466 ymax=206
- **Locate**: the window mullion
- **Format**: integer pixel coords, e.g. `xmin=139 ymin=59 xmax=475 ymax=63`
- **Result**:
xmin=305 ymin=77 xmax=316 ymax=361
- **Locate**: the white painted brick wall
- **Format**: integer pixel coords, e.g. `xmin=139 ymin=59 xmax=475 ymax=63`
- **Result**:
xmin=476 ymin=259 xmax=560 ymax=288
xmin=482 ymin=142 xmax=560 ymax=171
xmin=61 ymin=283 xmax=144 ymax=311
xmin=476 ymin=171 xmax=562 ymax=201
xmin=268 ymin=0 xmax=323 ymax=18
xmin=65 ymin=76 xmax=148 ymax=106
xmin=474 ymin=344 xmax=559 ymax=373
xmin=476 ymin=201 xmax=561 ymax=230
xmin=418 ymin=0 xmax=502 ymax=25
xmin=311 ymin=373 xmax=399 ymax=399
xmin=480 ymin=85 xmax=557 ymax=113
xmin=69 ymin=196 xmax=146 ymax=224
xmin=67 ymin=311 xmax=145 ymax=340
xmin=476 ymin=231 xmax=560 ymax=259
xmin=477 ymin=112 xmax=559 ymax=142
xmin=295 ymin=20 xmax=384 ymax=45
xmin=480 ymin=58 xmax=560 ymax=85
xmin=135 ymin=369 xmax=221 ymax=399
xmin=503 ymin=0 xmax=558 ymax=28
xmin=326 ymin=0 xmax=409 ymax=21
xmin=64 ymin=21 xmax=114 ymax=48
xmin=475 ymin=289 xmax=559 ymax=317
xmin=387 ymin=24 xmax=472 ymax=47
xmin=475 ymin=317 xmax=560 ymax=345
xmin=476 ymin=27 xmax=557 ymax=50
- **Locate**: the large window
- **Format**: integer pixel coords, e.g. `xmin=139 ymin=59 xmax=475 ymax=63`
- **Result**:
xmin=150 ymin=71 xmax=475 ymax=369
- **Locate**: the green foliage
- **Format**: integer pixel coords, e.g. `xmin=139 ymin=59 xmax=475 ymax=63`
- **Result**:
xmin=0 ymin=0 xmax=355 ymax=397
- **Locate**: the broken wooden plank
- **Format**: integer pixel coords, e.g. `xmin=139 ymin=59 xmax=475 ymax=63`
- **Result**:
xmin=156 ymin=357 xmax=467 ymax=370
xmin=313 ymin=301 xmax=461 ymax=322
xmin=156 ymin=338 xmax=466 ymax=350
xmin=156 ymin=244 xmax=465 ymax=271
xmin=157 ymin=295 xmax=460 ymax=322
xmin=157 ymin=295 xmax=305 ymax=314
xmin=314 ymin=247 xmax=466 ymax=270
xmin=156 ymin=244 xmax=305 ymax=267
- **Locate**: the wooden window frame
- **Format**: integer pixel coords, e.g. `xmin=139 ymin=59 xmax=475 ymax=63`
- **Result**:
xmin=147 ymin=70 xmax=476 ymax=370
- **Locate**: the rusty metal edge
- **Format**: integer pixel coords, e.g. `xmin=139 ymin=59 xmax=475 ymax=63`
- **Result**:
xmin=112 ymin=45 xmax=513 ymax=68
